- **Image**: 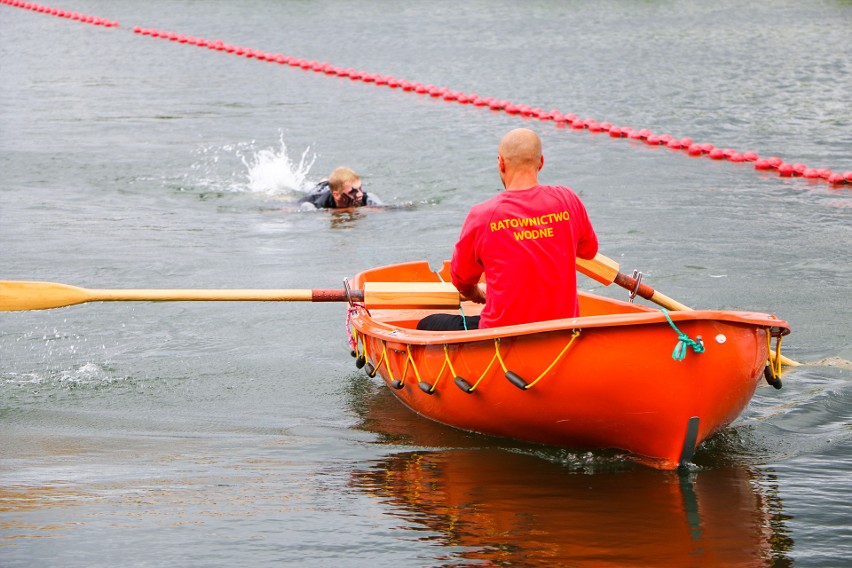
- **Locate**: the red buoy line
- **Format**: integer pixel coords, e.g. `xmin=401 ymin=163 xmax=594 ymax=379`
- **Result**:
xmin=5 ymin=0 xmax=851 ymax=187
xmin=1 ymin=0 xmax=117 ymax=26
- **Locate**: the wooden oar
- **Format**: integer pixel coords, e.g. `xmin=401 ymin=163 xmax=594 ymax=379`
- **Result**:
xmin=576 ymin=253 xmax=801 ymax=367
xmin=0 ymin=280 xmax=459 ymax=312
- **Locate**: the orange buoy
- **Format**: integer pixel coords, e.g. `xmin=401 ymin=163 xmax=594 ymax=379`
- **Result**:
xmin=709 ymin=149 xmax=725 ymax=159
xmin=778 ymin=163 xmax=794 ymax=176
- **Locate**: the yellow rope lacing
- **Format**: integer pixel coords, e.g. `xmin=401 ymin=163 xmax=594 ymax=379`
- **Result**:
xmin=522 ymin=330 xmax=581 ymax=389
xmin=765 ymin=329 xmax=784 ymax=380
xmin=351 ymin=328 xmax=363 ymax=359
xmin=418 ymin=344 xmax=458 ymax=394
xmin=492 ymin=332 xmax=581 ymax=389
xmin=397 ymin=345 xmax=423 ymax=388
xmin=442 ymin=343 xmax=459 ymax=380
xmin=372 ymin=342 xmax=392 ymax=381
xmin=364 ymin=331 xmax=581 ymax=394
xmin=457 ymin=346 xmax=499 ymax=393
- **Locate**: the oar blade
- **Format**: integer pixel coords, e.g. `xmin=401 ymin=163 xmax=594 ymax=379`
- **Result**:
xmin=0 ymin=281 xmax=93 ymax=312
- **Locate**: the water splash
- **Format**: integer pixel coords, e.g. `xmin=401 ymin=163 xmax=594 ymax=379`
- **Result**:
xmin=242 ymin=137 xmax=316 ymax=196
xmin=187 ymin=132 xmax=317 ymax=197
xmin=3 ymin=362 xmax=128 ymax=388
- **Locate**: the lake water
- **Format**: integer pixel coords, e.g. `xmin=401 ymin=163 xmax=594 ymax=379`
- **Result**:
xmin=1 ymin=1 xmax=850 ymax=566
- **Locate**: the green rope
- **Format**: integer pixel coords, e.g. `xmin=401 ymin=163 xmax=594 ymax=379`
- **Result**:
xmin=661 ymin=308 xmax=705 ymax=361
xmin=435 ymin=270 xmax=468 ymax=331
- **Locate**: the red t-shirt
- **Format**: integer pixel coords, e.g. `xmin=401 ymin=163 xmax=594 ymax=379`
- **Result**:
xmin=450 ymin=184 xmax=598 ymax=328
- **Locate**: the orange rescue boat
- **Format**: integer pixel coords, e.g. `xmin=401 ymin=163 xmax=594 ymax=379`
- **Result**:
xmin=346 ymin=260 xmax=790 ymax=469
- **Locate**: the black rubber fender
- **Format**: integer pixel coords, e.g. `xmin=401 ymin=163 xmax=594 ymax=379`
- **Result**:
xmin=505 ymin=370 xmax=528 ymax=390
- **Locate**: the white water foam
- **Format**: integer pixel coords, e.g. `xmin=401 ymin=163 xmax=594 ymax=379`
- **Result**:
xmin=242 ymin=137 xmax=316 ymax=196
xmin=188 ymin=132 xmax=317 ymax=197
xmin=3 ymin=362 xmax=128 ymax=388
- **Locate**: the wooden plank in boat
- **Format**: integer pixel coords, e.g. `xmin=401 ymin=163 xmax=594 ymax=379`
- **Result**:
xmin=363 ymin=282 xmax=459 ymax=309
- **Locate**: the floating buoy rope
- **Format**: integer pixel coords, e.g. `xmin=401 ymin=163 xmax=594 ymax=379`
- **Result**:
xmin=4 ymin=0 xmax=851 ymax=187
xmin=1 ymin=0 xmax=117 ymax=26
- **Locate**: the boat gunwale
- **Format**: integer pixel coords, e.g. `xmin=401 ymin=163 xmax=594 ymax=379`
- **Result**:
xmin=350 ymin=304 xmax=791 ymax=346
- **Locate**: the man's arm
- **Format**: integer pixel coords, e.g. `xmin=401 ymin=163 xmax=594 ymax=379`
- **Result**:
xmin=450 ymin=210 xmax=485 ymax=300
xmin=457 ymin=282 xmax=486 ymax=304
xmin=575 ymin=200 xmax=599 ymax=260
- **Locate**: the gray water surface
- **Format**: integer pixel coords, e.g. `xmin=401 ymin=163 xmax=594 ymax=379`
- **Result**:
xmin=2 ymin=1 xmax=851 ymax=566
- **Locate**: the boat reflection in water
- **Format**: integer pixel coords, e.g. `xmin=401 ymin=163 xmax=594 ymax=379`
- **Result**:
xmin=347 ymin=379 xmax=793 ymax=566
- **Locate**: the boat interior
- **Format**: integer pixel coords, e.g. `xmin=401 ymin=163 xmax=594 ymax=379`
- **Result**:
xmin=352 ymin=260 xmax=656 ymax=331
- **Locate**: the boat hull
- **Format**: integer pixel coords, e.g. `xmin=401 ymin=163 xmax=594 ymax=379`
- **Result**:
xmin=347 ymin=261 xmax=790 ymax=469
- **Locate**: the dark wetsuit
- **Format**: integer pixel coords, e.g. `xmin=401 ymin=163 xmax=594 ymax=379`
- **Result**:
xmin=298 ymin=181 xmax=383 ymax=209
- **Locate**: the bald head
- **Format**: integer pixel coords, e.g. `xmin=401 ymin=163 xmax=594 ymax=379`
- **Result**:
xmin=498 ymin=128 xmax=542 ymax=168
xmin=497 ymin=128 xmax=544 ymax=190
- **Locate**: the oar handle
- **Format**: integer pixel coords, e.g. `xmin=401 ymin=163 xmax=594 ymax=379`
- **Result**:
xmin=612 ymin=272 xmax=692 ymax=311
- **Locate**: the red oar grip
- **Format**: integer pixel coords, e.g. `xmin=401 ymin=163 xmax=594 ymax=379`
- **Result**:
xmin=311 ymin=289 xmax=360 ymax=302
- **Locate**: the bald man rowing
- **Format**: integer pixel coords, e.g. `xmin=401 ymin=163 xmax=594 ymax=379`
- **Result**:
xmin=418 ymin=128 xmax=599 ymax=331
